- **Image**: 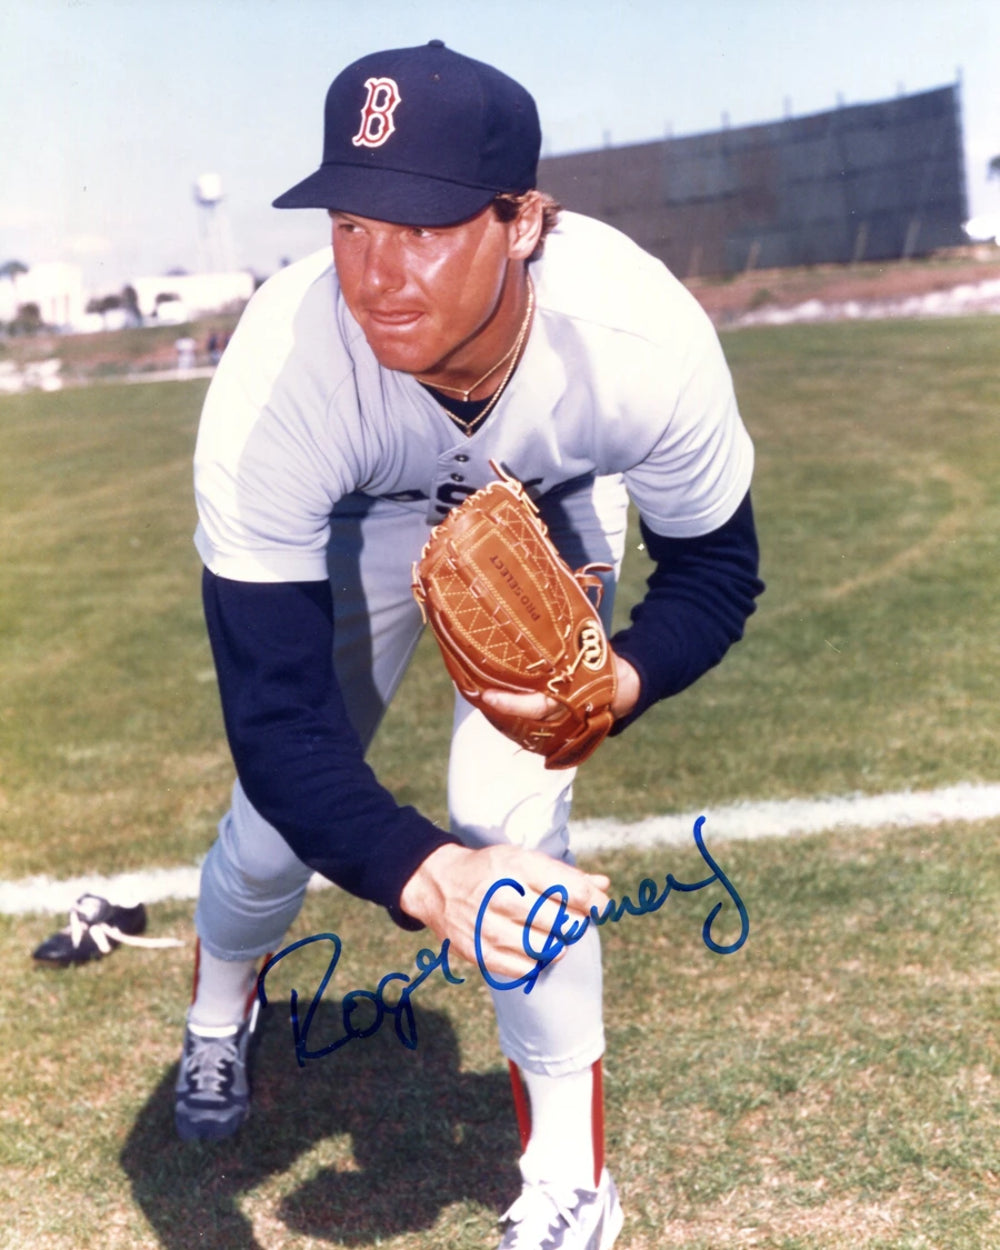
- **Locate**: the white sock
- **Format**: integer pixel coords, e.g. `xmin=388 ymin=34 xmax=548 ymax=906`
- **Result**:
xmin=188 ymin=946 xmax=258 ymax=1033
xmin=520 ymin=1066 xmax=596 ymax=1190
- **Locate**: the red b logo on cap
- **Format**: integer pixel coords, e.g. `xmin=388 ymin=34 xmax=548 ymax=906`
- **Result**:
xmin=352 ymin=77 xmax=402 ymax=148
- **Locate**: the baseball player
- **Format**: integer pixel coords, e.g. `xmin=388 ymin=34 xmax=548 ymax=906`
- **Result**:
xmin=176 ymin=41 xmax=763 ymax=1250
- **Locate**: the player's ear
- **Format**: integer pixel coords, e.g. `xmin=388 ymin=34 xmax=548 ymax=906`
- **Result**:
xmin=506 ymin=191 xmax=545 ymax=261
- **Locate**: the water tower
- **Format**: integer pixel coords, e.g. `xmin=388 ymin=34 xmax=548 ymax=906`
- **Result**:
xmin=193 ymin=172 xmax=237 ymax=273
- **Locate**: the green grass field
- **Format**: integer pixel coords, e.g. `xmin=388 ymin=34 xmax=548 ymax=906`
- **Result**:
xmin=1 ymin=315 xmax=998 ymax=1248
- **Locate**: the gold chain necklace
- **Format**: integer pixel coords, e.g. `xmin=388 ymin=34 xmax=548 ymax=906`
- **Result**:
xmin=426 ymin=279 xmax=534 ymax=435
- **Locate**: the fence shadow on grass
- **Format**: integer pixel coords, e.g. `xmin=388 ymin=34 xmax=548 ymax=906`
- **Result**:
xmin=120 ymin=999 xmax=516 ymax=1248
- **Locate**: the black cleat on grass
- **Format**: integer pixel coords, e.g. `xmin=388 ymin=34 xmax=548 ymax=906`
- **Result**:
xmin=33 ymin=893 xmax=150 ymax=966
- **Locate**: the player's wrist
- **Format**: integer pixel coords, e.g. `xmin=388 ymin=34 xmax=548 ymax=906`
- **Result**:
xmin=610 ymin=653 xmax=641 ymax=720
xmin=398 ymin=842 xmax=470 ymax=928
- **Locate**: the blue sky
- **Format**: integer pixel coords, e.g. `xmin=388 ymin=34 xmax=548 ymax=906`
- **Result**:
xmin=3 ymin=0 xmax=998 ymax=292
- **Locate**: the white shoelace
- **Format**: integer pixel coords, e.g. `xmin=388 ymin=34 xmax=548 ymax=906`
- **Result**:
xmin=67 ymin=899 xmax=184 ymax=954
xmin=183 ymin=1033 xmax=243 ymax=1096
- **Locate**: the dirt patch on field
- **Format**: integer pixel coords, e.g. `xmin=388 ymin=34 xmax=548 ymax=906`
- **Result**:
xmin=687 ymin=244 xmax=1000 ymax=326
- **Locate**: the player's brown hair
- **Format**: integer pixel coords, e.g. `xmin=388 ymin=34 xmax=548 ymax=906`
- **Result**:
xmin=492 ymin=190 xmax=561 ymax=261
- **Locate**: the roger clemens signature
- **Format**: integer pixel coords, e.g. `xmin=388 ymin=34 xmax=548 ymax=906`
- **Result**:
xmin=258 ymin=815 xmax=747 ymax=1066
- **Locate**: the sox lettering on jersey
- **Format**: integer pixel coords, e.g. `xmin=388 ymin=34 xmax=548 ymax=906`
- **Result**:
xmin=430 ymin=476 xmax=546 ymax=519
xmin=351 ymin=76 xmax=402 ymax=148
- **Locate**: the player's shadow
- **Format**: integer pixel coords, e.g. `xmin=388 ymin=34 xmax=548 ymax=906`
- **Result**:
xmin=120 ymin=1000 xmax=517 ymax=1248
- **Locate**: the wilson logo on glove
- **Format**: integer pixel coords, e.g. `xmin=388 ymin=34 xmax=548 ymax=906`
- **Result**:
xmin=411 ymin=462 xmax=617 ymax=769
xmin=577 ymin=622 xmax=607 ymax=672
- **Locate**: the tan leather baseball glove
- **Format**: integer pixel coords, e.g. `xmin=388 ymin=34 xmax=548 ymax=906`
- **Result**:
xmin=412 ymin=463 xmax=617 ymax=769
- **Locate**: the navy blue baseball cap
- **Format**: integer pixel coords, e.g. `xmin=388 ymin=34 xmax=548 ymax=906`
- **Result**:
xmin=272 ymin=40 xmax=541 ymax=225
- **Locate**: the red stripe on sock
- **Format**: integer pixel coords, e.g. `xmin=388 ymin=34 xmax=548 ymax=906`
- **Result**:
xmin=507 ymin=1061 xmax=532 ymax=1153
xmin=591 ymin=1058 xmax=605 ymax=1187
xmin=190 ymin=940 xmax=201 ymax=1006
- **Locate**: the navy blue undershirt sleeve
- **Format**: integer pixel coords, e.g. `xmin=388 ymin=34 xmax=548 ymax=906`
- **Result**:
xmin=202 ymin=569 xmax=459 ymax=928
xmin=609 ymin=490 xmax=764 ymax=733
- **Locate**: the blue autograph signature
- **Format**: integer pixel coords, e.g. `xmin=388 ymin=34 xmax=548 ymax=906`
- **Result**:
xmin=258 ymin=936 xmax=464 ymax=1067
xmin=476 ymin=815 xmax=748 ymax=994
xmin=259 ymin=815 xmax=747 ymax=1065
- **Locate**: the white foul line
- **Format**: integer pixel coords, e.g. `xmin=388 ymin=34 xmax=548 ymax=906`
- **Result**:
xmin=568 ymin=781 xmax=1000 ymax=853
xmin=3 ymin=782 xmax=999 ymax=917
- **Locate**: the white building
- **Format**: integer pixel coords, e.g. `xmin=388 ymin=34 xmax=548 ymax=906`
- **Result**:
xmin=1 ymin=262 xmax=256 ymax=333
xmin=0 ymin=262 xmax=86 ymax=328
xmin=131 ymin=270 xmax=255 ymax=322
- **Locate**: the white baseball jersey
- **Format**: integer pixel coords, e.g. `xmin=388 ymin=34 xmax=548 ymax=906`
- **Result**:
xmin=194 ymin=211 xmax=753 ymax=584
